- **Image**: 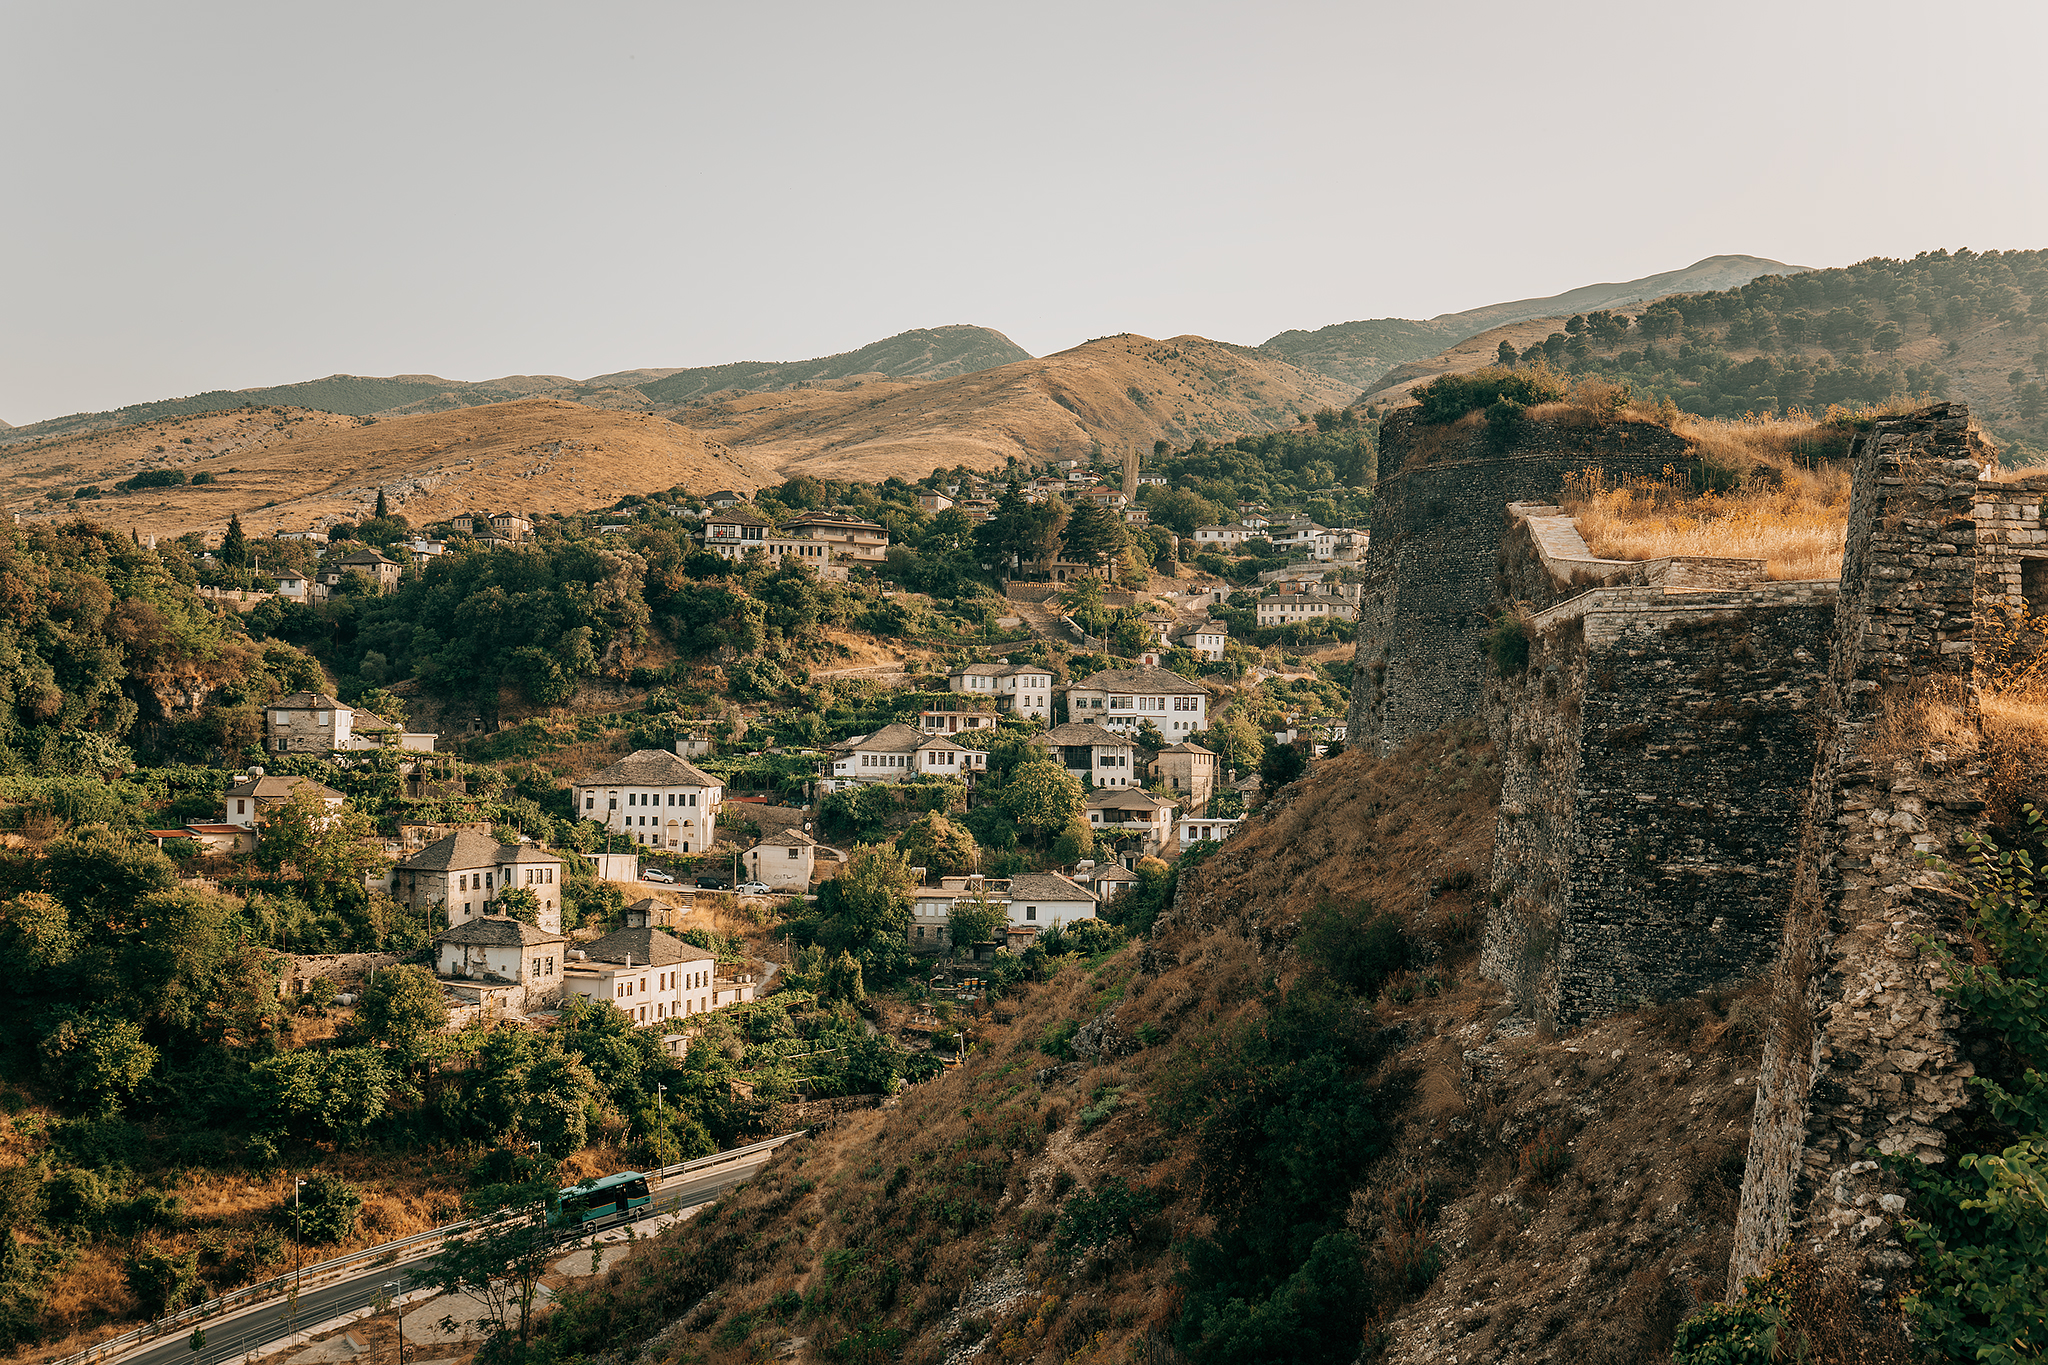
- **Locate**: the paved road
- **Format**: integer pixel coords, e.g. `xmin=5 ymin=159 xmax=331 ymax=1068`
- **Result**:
xmin=123 ymin=1148 xmax=786 ymax=1365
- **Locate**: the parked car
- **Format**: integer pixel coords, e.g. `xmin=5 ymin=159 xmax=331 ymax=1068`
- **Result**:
xmin=695 ymin=874 xmax=730 ymax=890
xmin=642 ymin=867 xmax=675 ymax=884
xmin=735 ymin=881 xmax=772 ymax=896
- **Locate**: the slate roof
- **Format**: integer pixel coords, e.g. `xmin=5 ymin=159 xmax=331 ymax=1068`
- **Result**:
xmin=1006 ymin=873 xmax=1097 ymax=903
xmin=398 ymin=830 xmax=520 ymax=872
xmin=435 ymin=915 xmax=565 ymax=947
xmin=272 ymin=691 xmax=347 ymax=710
xmin=831 ymin=723 xmax=925 ymax=755
xmin=576 ymin=750 xmax=721 ymax=787
xmin=1068 ymin=666 xmax=1205 ymax=695
xmin=338 ymin=548 xmax=398 ymax=567
xmin=1153 ymin=741 xmax=1216 ymax=757
xmin=1086 ymin=788 xmax=1179 ymax=812
xmin=751 ymin=828 xmax=817 ymax=849
xmin=579 ymin=926 xmax=709 ymax=967
xmin=224 ymin=774 xmax=344 ymax=802
xmin=1042 ymin=721 xmax=1131 ymax=747
xmin=704 ymin=505 xmax=773 ymax=528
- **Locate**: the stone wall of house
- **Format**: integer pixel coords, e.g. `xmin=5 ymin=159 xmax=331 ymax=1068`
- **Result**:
xmin=1482 ymin=501 xmax=1836 ymax=1026
xmin=277 ymin=951 xmax=406 ymax=999
xmin=1729 ymin=403 xmax=2011 ymax=1296
xmin=1347 ymin=410 xmax=1695 ymax=755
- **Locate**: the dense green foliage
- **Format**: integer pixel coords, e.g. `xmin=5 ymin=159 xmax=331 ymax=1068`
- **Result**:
xmin=0 ymin=522 xmax=323 ymax=771
xmin=1498 ymin=249 xmax=2048 ymax=450
xmin=1891 ymin=809 xmax=2048 ymax=1362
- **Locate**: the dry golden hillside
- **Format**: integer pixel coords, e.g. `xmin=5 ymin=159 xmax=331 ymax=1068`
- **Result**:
xmin=0 ymin=399 xmax=771 ymax=539
xmin=682 ymin=333 xmax=1359 ymax=478
xmin=1357 ymin=316 xmax=1572 ymax=406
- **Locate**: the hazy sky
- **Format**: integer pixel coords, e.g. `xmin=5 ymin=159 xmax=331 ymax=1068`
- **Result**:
xmin=6 ymin=0 xmax=2047 ymax=423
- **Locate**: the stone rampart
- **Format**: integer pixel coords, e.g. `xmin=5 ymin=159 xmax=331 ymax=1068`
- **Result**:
xmin=1483 ymin=504 xmax=1836 ymax=1025
xmin=1348 ymin=411 xmax=1694 ymax=755
xmin=1730 ymin=403 xmax=2010 ymax=1296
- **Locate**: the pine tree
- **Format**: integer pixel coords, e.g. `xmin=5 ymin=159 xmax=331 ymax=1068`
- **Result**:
xmin=220 ymin=515 xmax=249 ymax=568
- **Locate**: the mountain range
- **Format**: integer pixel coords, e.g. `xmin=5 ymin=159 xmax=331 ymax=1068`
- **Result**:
xmin=0 ymin=255 xmax=1819 ymax=534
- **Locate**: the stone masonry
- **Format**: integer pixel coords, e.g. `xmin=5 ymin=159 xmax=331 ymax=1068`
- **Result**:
xmin=1729 ymin=405 xmax=2045 ymax=1296
xmin=1482 ymin=504 xmax=1836 ymax=1026
xmin=1347 ymin=409 xmax=1697 ymax=755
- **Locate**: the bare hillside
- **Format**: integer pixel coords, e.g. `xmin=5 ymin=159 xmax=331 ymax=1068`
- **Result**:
xmin=0 ymin=399 xmax=768 ymax=539
xmin=681 ymin=333 xmax=1358 ymax=479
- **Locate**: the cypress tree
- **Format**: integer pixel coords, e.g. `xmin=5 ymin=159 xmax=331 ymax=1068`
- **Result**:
xmin=374 ymin=489 xmax=389 ymax=519
xmin=220 ymin=515 xmax=249 ymax=568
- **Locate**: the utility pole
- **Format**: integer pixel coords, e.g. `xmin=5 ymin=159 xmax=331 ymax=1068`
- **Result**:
xmin=288 ymin=1176 xmax=306 ymax=1333
xmin=655 ymin=1081 xmax=666 ymax=1115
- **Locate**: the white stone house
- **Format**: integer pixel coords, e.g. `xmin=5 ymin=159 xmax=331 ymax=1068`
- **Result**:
xmin=945 ymin=661 xmax=1053 ymax=721
xmin=906 ymin=873 xmax=1098 ymax=951
xmin=434 ymin=915 xmax=567 ymax=1010
xmin=699 ymin=505 xmax=836 ymax=571
xmin=1063 ymin=666 xmax=1208 ymax=737
xmin=573 ymin=750 xmax=724 ymax=852
xmin=1257 ymin=593 xmax=1357 ymax=627
xmin=264 ymin=692 xmax=436 ymax=754
xmin=561 ymin=926 xmax=753 ymax=1035
xmin=223 ymin=771 xmax=346 ymax=829
xmin=742 ymin=829 xmax=840 ymax=892
xmin=1179 ymin=815 xmax=1245 ymax=848
xmin=1194 ymin=524 xmax=1249 ymax=549
xmin=823 ymin=724 xmax=985 ymax=791
xmin=1004 ymin=872 xmax=1098 ymax=931
xmin=918 ymin=708 xmax=1000 ymax=736
xmin=393 ymin=830 xmax=566 ymax=934
xmin=320 ymin=547 xmax=401 ymax=593
xmin=1042 ymin=721 xmax=1138 ymax=789
xmin=1172 ymin=619 xmax=1228 ymax=662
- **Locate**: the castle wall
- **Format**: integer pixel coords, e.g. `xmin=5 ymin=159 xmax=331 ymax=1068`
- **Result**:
xmin=1483 ymin=508 xmax=1836 ymax=1025
xmin=1348 ymin=411 xmax=1694 ymax=755
xmin=1730 ymin=403 xmax=1999 ymax=1295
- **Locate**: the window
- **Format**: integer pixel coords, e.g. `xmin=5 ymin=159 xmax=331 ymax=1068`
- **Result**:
xmin=459 ymin=875 xmax=468 ymax=892
xmin=236 ymin=800 xmax=246 ymax=814
xmin=585 ymin=795 xmax=594 ymax=809
xmin=531 ymin=957 xmax=541 ymax=976
xmin=1026 ymin=906 xmax=1037 ymax=920
xmin=2025 ymin=558 xmax=2048 ymax=614
xmin=789 ymin=846 xmax=801 ymax=859
xmin=608 ymin=797 xmax=617 ymax=810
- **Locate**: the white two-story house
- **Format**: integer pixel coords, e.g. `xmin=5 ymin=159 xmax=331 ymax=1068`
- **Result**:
xmin=945 ymin=661 xmax=1052 ymax=721
xmin=1063 ymin=666 xmax=1208 ymax=737
xmin=573 ymin=751 xmax=724 ymax=852
xmin=222 ymin=771 xmax=346 ymax=828
xmin=393 ymin=830 xmax=567 ymax=934
xmin=823 ymin=724 xmax=986 ymax=792
xmin=1085 ymin=787 xmax=1180 ymax=859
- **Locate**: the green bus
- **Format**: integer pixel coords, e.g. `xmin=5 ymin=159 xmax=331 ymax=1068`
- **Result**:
xmin=553 ymin=1171 xmax=652 ymax=1226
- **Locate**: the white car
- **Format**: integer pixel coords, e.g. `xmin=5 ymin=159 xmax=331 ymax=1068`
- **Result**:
xmin=641 ymin=868 xmax=676 ymax=884
xmin=735 ymin=881 xmax=772 ymax=896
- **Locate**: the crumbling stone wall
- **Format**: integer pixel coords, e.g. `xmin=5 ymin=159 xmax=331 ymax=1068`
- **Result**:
xmin=1483 ymin=504 xmax=1836 ymax=1025
xmin=1730 ymin=403 xmax=2000 ymax=1296
xmin=1348 ymin=410 xmax=1694 ymax=755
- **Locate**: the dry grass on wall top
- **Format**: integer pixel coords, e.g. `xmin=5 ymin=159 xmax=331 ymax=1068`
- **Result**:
xmin=1559 ymin=443 xmax=1852 ymax=581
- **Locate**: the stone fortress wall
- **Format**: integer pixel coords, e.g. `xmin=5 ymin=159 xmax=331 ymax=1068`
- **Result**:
xmin=1346 ymin=399 xmax=2048 ymax=1298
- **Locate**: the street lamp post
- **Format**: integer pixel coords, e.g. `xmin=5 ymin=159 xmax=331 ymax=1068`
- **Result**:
xmin=655 ymin=1081 xmax=666 ymax=1115
xmin=288 ymin=1176 xmax=307 ymax=1332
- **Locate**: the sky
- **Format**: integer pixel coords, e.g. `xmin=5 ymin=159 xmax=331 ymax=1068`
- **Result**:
xmin=5 ymin=0 xmax=2048 ymax=424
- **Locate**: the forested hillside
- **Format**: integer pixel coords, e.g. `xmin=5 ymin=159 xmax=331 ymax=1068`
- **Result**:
xmin=1461 ymin=249 xmax=2048 ymax=457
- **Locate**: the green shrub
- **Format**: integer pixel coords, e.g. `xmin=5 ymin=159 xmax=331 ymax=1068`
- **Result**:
xmin=1670 ymin=1301 xmax=1782 ymax=1365
xmin=1295 ymin=900 xmax=1410 ymax=997
xmin=1411 ymin=367 xmax=1566 ymax=424
xmin=1052 ymin=1176 xmax=1161 ymax=1263
xmin=1487 ymin=614 xmax=1531 ymax=676
xmin=280 ymin=1172 xmax=362 ymax=1244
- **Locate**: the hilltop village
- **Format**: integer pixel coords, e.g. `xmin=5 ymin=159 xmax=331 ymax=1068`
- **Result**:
xmin=2 ymin=364 xmax=2045 ymax=1363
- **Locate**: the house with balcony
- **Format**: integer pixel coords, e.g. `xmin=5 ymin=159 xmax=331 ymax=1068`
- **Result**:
xmin=1085 ymin=787 xmax=1179 ymax=858
xmin=1256 ymin=593 xmax=1357 ymax=628
xmin=906 ymin=873 xmax=1098 ymax=952
xmin=1171 ymin=619 xmax=1228 ymax=662
xmin=1063 ymin=666 xmax=1208 ymax=737
xmin=572 ymin=750 xmax=724 ymax=852
xmin=783 ymin=513 xmax=890 ymax=564
xmin=919 ymin=707 xmax=1000 ymax=737
xmin=823 ymin=724 xmax=985 ymax=791
xmin=945 ymin=660 xmax=1053 ymax=722
xmin=319 ymin=547 xmax=402 ymax=594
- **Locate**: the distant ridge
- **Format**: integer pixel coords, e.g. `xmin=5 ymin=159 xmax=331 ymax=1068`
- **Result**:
xmin=1258 ymin=255 xmax=1812 ymax=389
xmin=0 ymin=325 xmax=1033 ymax=448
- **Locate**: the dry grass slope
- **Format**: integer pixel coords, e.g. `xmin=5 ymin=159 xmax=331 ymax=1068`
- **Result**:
xmin=0 ymin=399 xmax=770 ymax=540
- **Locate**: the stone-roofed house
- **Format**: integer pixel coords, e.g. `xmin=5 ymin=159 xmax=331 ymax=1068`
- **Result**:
xmin=1085 ymin=787 xmax=1180 ymax=857
xmin=320 ymin=547 xmax=402 ymax=594
xmin=784 ymin=512 xmax=890 ymax=563
xmin=824 ymin=724 xmax=986 ymax=792
xmin=572 ymin=750 xmax=724 ymax=852
xmin=394 ymin=831 xmax=566 ymax=933
xmin=436 ymin=915 xmax=565 ymax=985
xmin=1257 ymin=593 xmax=1357 ymax=627
xmin=263 ymin=691 xmax=437 ymax=755
xmin=1064 ymin=665 xmax=1208 ymax=737
xmin=1171 ymin=619 xmax=1228 ymax=662
xmin=1149 ymin=740 xmax=1218 ymax=812
xmin=221 ymin=770 xmax=346 ymax=829
xmin=945 ymin=660 xmax=1052 ymax=721
xmin=1041 ymin=721 xmax=1138 ymax=789
xmin=561 ymin=925 xmax=752 ymax=1033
